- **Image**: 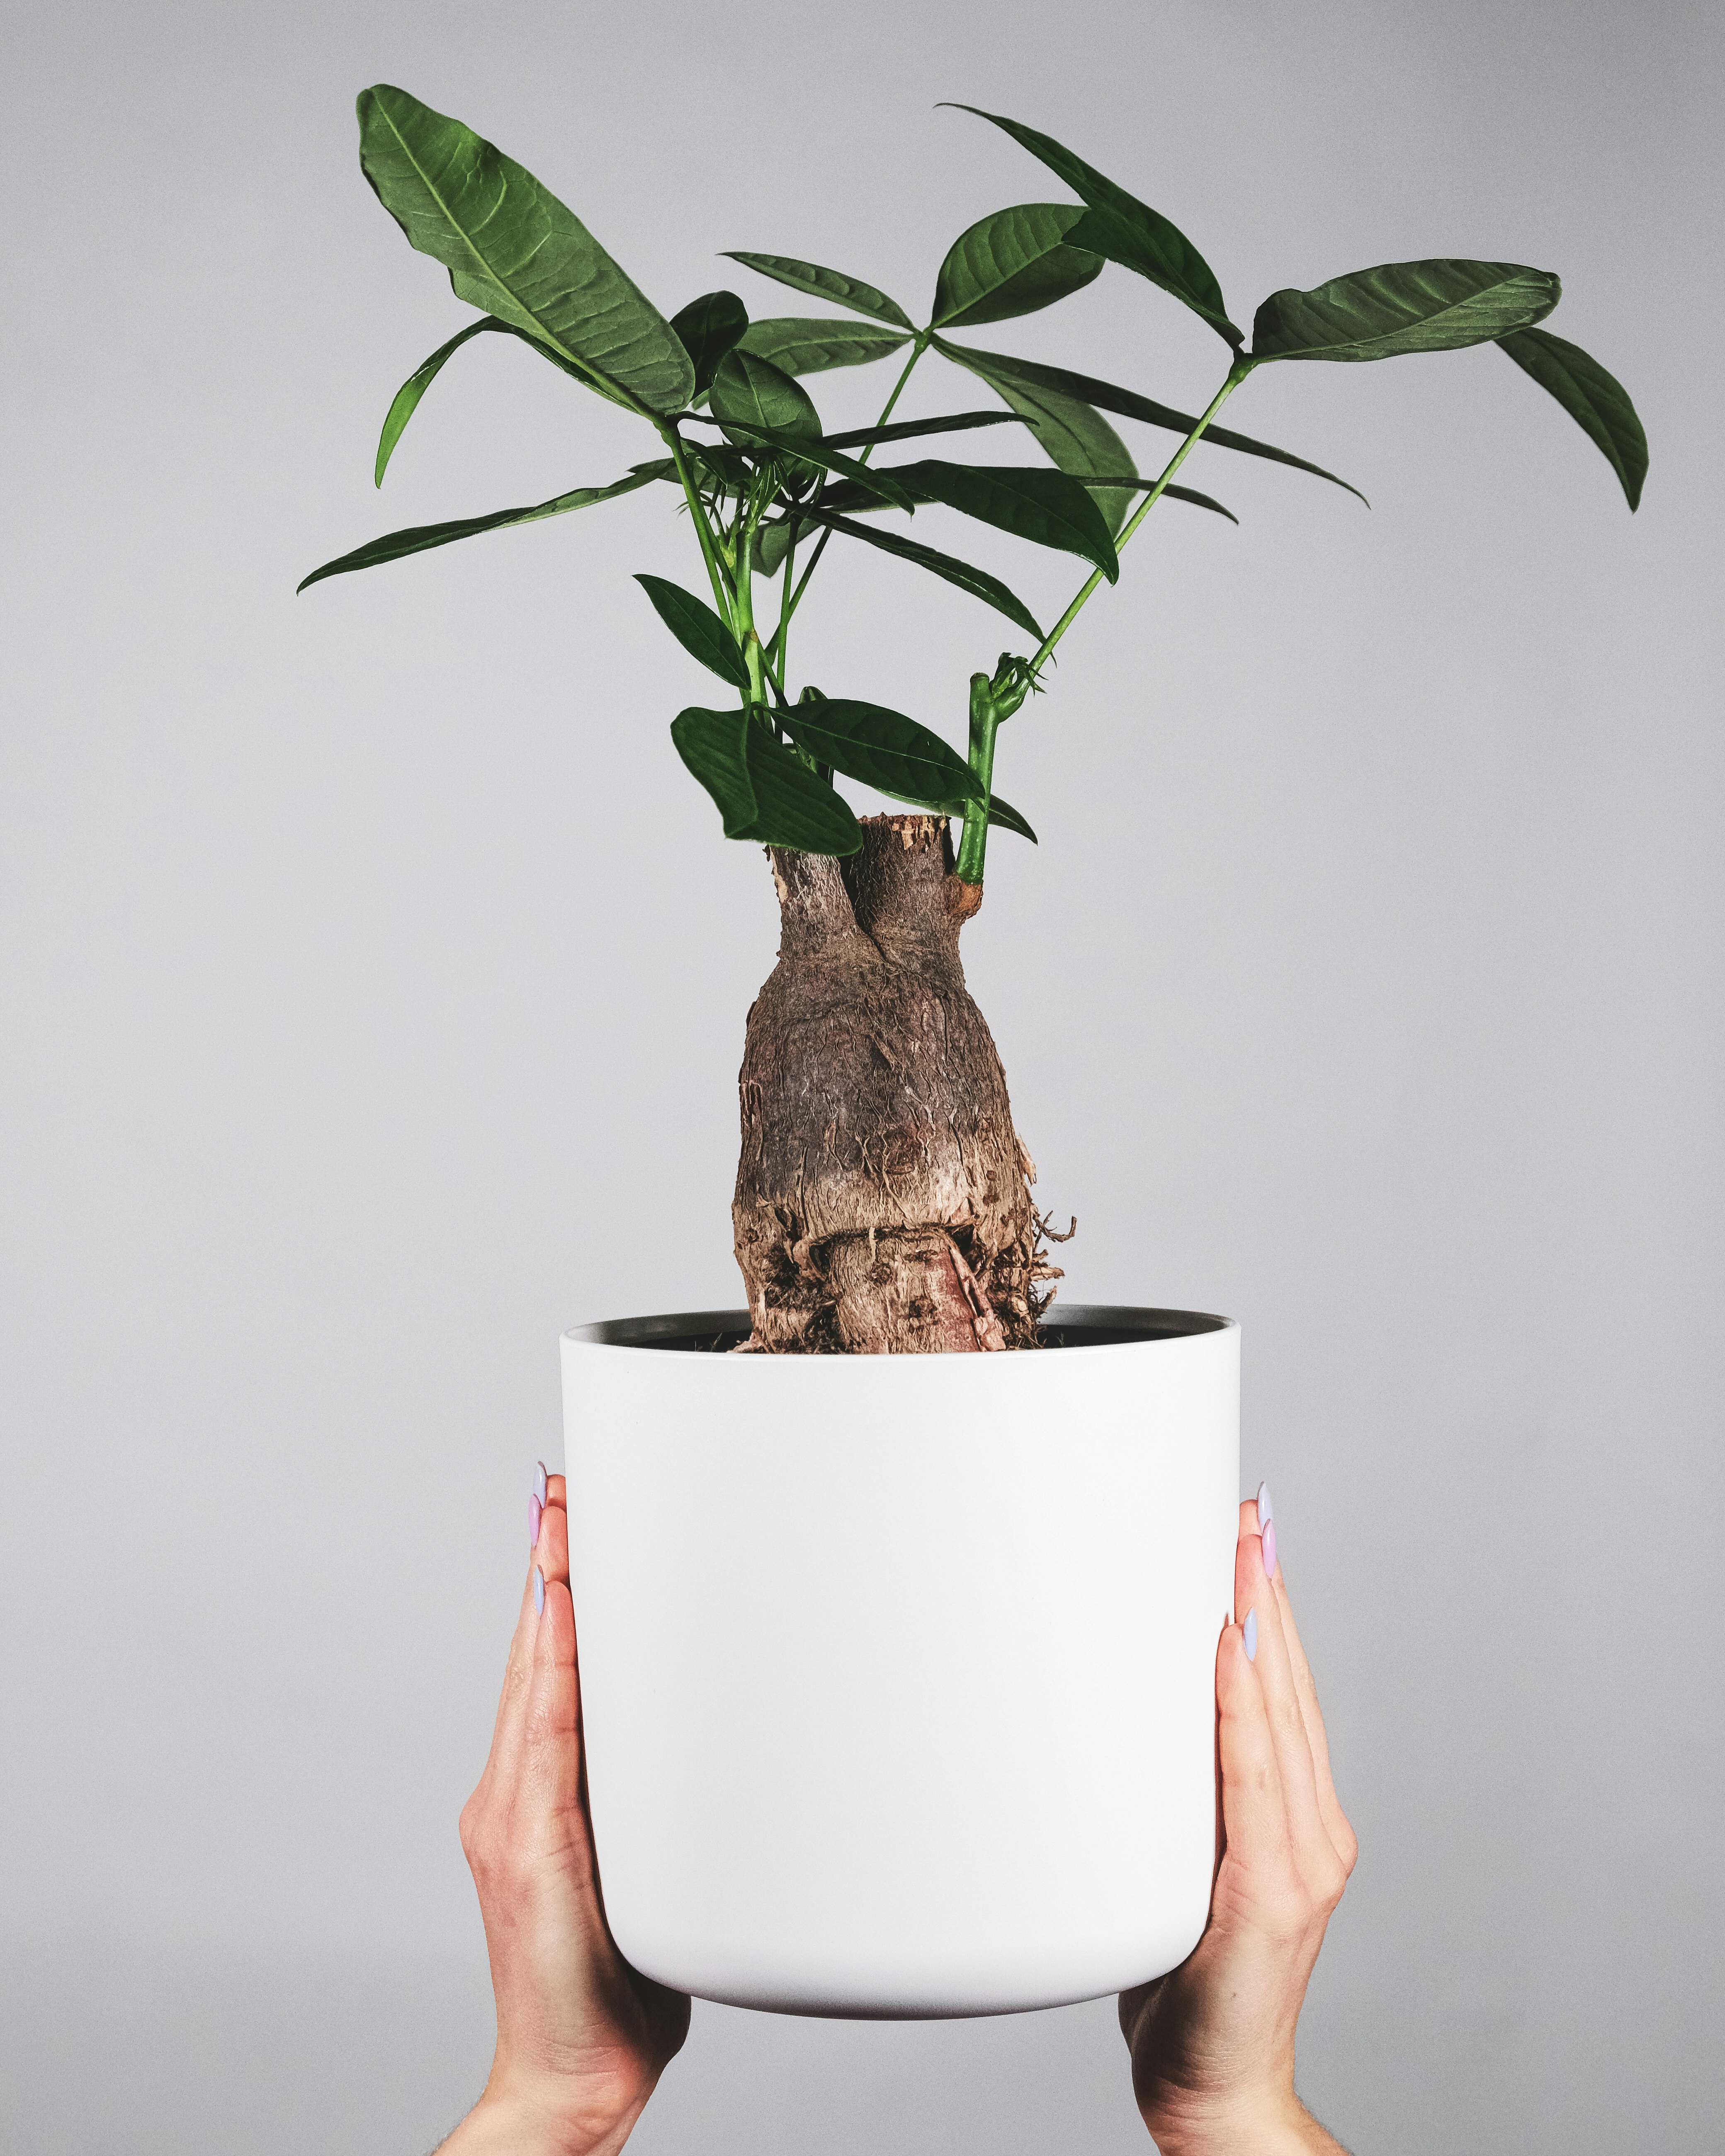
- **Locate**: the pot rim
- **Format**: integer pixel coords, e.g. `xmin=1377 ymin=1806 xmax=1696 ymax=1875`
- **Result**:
xmin=564 ymin=1302 xmax=1235 ymax=1352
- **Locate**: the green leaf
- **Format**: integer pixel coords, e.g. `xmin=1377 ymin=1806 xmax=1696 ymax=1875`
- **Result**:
xmin=983 ymin=793 xmax=1037 ymax=843
xmin=711 ymin=415 xmax=918 ymax=513
xmin=932 ymin=204 xmax=1103 ymax=329
xmin=822 ymin=410 xmax=1025 ymax=451
xmin=753 ymin=517 xmax=807 ymax=578
xmin=1251 ymin=259 xmax=1560 ymax=363
xmin=671 ymin=707 xmax=862 ymax=855
xmin=734 ymin=317 xmax=914 ymax=380
xmin=935 ymin=339 xmax=1368 ymax=505
xmin=779 ymin=699 xmax=986 ymax=810
xmin=935 ymin=339 xmax=1136 ymax=536
xmin=801 ymin=509 xmax=1045 ymax=641
xmin=635 ymin=575 xmax=749 ymax=690
xmin=720 ymin=253 xmax=914 ymax=329
xmin=670 ymin=291 xmax=748 ymax=395
xmin=671 ymin=705 xmax=755 ymax=833
xmin=356 ymin=84 xmax=694 ymax=414
xmin=298 ymin=462 xmax=673 ymax=591
xmin=373 ymin=315 xmax=612 ymax=485
xmin=1154 ymin=482 xmax=1237 ymax=523
xmin=886 ymin=461 xmax=1120 ymax=580
xmin=944 ymin=107 xmax=1240 ymax=346
xmin=709 ymin=347 xmax=822 ymax=444
xmin=809 ymin=470 xmax=1229 ymax=526
xmin=1496 ymin=325 xmax=1646 ymax=512
xmin=374 ymin=318 xmax=498 ymax=486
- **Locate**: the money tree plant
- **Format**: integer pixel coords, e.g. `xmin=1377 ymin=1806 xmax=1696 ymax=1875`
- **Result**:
xmin=303 ymin=85 xmax=1646 ymax=1355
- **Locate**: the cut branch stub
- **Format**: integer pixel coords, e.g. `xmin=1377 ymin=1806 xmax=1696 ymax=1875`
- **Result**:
xmin=733 ymin=816 xmax=1045 ymax=1352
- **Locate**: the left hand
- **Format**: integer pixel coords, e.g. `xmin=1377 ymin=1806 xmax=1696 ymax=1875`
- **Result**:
xmin=443 ymin=1470 xmax=690 ymax=2156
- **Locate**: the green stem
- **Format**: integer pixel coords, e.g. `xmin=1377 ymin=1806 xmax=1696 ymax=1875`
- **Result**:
xmin=767 ymin=333 xmax=930 ymax=666
xmin=731 ymin=505 xmax=768 ymax=710
xmin=1027 ymin=356 xmax=1254 ymax=679
xmin=773 ymin=522 xmax=800 ymax=689
xmin=953 ymin=673 xmax=1000 ymax=884
xmin=665 ymin=427 xmax=735 ymax=632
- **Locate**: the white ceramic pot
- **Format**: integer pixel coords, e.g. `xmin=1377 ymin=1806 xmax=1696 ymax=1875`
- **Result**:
xmin=559 ymin=1303 xmax=1238 ymax=2019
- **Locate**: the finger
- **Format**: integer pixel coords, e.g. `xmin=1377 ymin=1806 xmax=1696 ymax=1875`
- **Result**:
xmin=478 ymin=1472 xmax=561 ymax=1793
xmin=1234 ymin=1529 xmax=1331 ymax=1871
xmin=546 ymin=1470 xmax=567 ymax=1514
xmin=535 ymin=1496 xmax=570 ymax=1590
xmin=1213 ymin=1615 xmax=1288 ymax=1879
xmin=1269 ymin=1555 xmax=1355 ymax=1874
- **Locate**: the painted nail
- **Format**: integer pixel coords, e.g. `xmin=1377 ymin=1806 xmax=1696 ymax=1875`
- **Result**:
xmin=1256 ymin=1481 xmax=1273 ymax=1530
xmin=1262 ymin=1517 xmax=1278 ymax=1579
xmin=1244 ymin=1607 xmax=1258 ymax=1662
xmin=534 ymin=1461 xmax=548 ymax=1507
xmin=533 ymin=1566 xmax=545 ymax=1616
xmin=529 ymin=1492 xmax=542 ymax=1548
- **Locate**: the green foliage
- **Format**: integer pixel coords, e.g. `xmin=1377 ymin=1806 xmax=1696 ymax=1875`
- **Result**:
xmin=1496 ymin=326 xmax=1646 ymax=510
xmin=355 ymin=86 xmax=693 ymax=414
xmin=933 ymin=342 xmax=1367 ymax=504
xmin=983 ymin=795 xmax=1037 ymax=843
xmin=374 ymin=318 xmax=498 ymax=486
xmin=801 ymin=510 xmax=1045 ymax=640
xmin=936 ymin=340 xmax=1138 ymax=537
xmin=736 ymin=318 xmax=912 ymax=379
xmin=778 ymin=699 xmax=987 ymax=811
xmin=823 ymin=411 xmax=1025 ymax=451
xmin=932 ymin=205 xmax=1102 ymax=329
xmin=883 ymin=462 xmax=1121 ymax=580
xmin=1250 ymin=260 xmax=1560 ymax=362
xmin=636 ymin=575 xmax=750 ymax=689
xmin=709 ymin=348 xmax=823 ymax=444
xmin=947 ymin=107 xmax=1240 ymax=346
xmin=298 ymin=464 xmax=672 ymax=589
xmin=309 ymin=85 xmax=1647 ymax=884
xmin=721 ymin=254 xmax=913 ymax=329
xmin=671 ymin=292 xmax=749 ymax=394
xmin=671 ymin=707 xmax=862 ymax=854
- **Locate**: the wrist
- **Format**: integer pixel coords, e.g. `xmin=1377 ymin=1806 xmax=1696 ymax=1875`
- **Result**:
xmin=1143 ymin=2086 xmax=1340 ymax=2156
xmin=442 ymin=2074 xmax=647 ymax=2156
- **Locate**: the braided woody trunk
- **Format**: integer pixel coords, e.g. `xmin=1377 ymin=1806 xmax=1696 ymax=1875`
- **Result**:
xmin=732 ymin=813 xmax=1058 ymax=1353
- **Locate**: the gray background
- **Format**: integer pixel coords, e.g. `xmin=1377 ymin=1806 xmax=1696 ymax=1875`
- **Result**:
xmin=3 ymin=0 xmax=1720 ymax=2149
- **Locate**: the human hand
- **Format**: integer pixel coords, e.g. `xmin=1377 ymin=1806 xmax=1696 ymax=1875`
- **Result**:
xmin=442 ymin=1469 xmax=690 ymax=2156
xmin=1119 ymin=1490 xmax=1357 ymax=2155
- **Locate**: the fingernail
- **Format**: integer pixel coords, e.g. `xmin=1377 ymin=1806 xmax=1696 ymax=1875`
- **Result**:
xmin=534 ymin=1461 xmax=548 ymax=1506
xmin=1244 ymin=1607 xmax=1258 ymax=1662
xmin=1256 ymin=1481 xmax=1273 ymax=1530
xmin=529 ymin=1492 xmax=542 ymax=1548
xmin=533 ymin=1566 xmax=545 ymax=1616
xmin=1262 ymin=1517 xmax=1278 ymax=1578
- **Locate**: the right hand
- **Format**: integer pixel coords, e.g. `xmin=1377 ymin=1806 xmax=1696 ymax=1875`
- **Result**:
xmin=1119 ymin=1494 xmax=1357 ymax=2154
xmin=444 ymin=1469 xmax=690 ymax=2156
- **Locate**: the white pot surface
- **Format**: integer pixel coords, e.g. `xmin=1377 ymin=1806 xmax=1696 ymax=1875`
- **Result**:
xmin=560 ymin=1304 xmax=1239 ymax=2018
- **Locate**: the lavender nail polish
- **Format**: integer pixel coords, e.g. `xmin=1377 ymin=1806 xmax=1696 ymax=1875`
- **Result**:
xmin=533 ymin=1566 xmax=545 ymax=1616
xmin=1256 ymin=1481 xmax=1273 ymax=1531
xmin=1262 ymin=1517 xmax=1278 ymax=1578
xmin=529 ymin=1493 xmax=542 ymax=1548
xmin=1244 ymin=1607 xmax=1258 ymax=1662
xmin=534 ymin=1461 xmax=548 ymax=1507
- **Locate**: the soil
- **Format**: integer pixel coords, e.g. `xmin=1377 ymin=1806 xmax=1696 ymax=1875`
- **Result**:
xmin=731 ymin=813 xmax=1067 ymax=1354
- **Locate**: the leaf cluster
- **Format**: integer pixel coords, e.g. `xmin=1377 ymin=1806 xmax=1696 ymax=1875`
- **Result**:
xmin=303 ymin=87 xmax=1649 ymax=869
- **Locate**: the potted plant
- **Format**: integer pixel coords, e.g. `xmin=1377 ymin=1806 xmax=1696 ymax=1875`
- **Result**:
xmin=303 ymin=85 xmax=1645 ymax=2017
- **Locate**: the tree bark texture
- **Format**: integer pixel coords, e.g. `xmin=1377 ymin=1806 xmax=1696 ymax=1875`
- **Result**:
xmin=733 ymin=814 xmax=1059 ymax=1353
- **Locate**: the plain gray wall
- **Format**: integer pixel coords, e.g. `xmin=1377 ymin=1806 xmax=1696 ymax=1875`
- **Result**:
xmin=2 ymin=1 xmax=1720 ymax=2150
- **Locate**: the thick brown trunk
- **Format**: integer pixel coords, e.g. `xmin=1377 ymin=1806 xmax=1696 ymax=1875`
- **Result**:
xmin=732 ymin=814 xmax=1059 ymax=1353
